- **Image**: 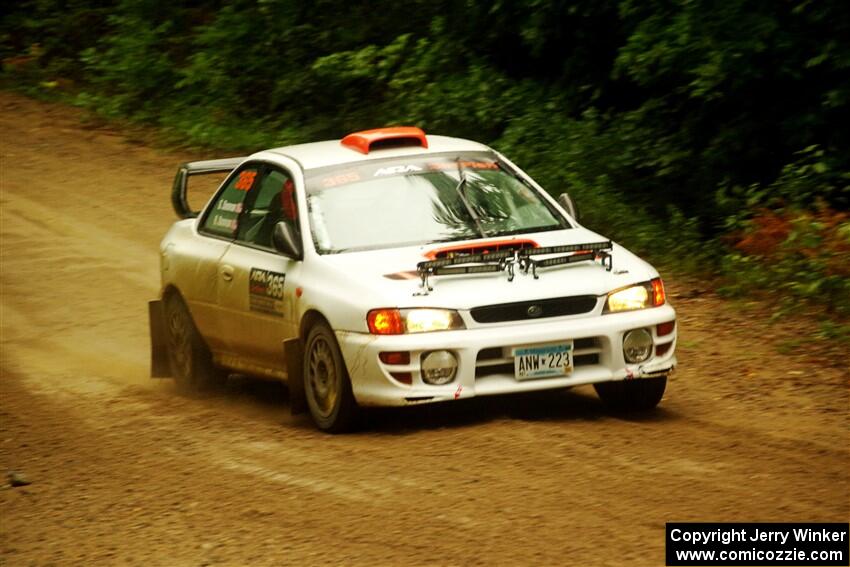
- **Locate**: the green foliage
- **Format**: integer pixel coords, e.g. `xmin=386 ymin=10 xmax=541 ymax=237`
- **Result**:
xmin=1 ymin=0 xmax=847 ymax=320
xmin=715 ymin=142 xmax=850 ymax=318
xmin=719 ymin=200 xmax=850 ymax=318
xmin=720 ymin=146 xmax=850 ymax=224
xmin=495 ymin=103 xmax=711 ymax=269
xmin=79 ymin=20 xmax=178 ymax=118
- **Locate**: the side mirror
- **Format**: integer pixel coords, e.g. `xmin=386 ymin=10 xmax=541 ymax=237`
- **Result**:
xmin=557 ymin=192 xmax=579 ymax=221
xmin=272 ymin=222 xmax=303 ymax=260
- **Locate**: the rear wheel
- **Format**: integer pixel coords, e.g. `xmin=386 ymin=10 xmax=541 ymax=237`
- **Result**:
xmin=594 ymin=376 xmax=667 ymax=412
xmin=303 ymin=323 xmax=358 ymax=433
xmin=164 ymin=293 xmax=226 ymax=392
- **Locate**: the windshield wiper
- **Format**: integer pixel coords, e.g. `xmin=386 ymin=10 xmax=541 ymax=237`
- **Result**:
xmin=454 ymin=158 xmax=488 ymax=238
xmin=488 ymin=225 xmax=564 ymax=238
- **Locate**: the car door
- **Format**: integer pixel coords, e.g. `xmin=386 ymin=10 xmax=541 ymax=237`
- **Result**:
xmin=216 ymin=164 xmax=303 ymax=374
xmin=191 ymin=162 xmax=262 ymax=351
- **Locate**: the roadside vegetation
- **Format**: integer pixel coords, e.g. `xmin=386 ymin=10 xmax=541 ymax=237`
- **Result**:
xmin=2 ymin=0 xmax=848 ymax=336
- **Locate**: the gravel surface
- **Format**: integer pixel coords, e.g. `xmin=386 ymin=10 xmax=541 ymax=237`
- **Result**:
xmin=1 ymin=91 xmax=847 ymax=566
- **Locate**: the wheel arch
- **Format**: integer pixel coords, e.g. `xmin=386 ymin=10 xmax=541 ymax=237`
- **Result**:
xmin=286 ymin=309 xmax=331 ymax=417
xmin=299 ymin=309 xmax=331 ymax=342
xmin=160 ymin=284 xmax=215 ymax=357
xmin=298 ymin=310 xmax=359 ymax=432
xmin=161 ymin=283 xmax=182 ymax=302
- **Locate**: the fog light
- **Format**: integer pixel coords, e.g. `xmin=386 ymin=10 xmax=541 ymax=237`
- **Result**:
xmin=623 ymin=329 xmax=653 ymax=363
xmin=421 ymin=350 xmax=458 ymax=385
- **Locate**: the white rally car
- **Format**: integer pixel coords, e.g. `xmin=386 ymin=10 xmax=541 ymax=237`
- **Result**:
xmin=149 ymin=127 xmax=677 ymax=432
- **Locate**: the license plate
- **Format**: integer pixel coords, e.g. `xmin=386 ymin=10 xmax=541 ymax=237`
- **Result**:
xmin=513 ymin=342 xmax=573 ymax=380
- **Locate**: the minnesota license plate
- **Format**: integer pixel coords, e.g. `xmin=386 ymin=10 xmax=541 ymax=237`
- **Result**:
xmin=513 ymin=342 xmax=573 ymax=380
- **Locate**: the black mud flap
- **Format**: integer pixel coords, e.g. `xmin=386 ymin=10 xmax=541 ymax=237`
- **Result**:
xmin=149 ymin=300 xmax=171 ymax=378
xmin=284 ymin=338 xmax=306 ymax=414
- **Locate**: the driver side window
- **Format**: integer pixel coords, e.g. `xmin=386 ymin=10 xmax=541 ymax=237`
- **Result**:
xmin=236 ymin=168 xmax=300 ymax=250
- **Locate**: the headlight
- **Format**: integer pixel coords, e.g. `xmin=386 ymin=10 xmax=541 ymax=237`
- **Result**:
xmin=607 ymin=285 xmax=649 ymax=312
xmin=405 ymin=309 xmax=463 ymax=333
xmin=367 ymin=308 xmax=465 ymax=335
xmin=604 ymin=278 xmax=666 ymax=313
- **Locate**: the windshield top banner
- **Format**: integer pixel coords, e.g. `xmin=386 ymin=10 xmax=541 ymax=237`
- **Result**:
xmin=306 ymin=153 xmax=501 ymax=192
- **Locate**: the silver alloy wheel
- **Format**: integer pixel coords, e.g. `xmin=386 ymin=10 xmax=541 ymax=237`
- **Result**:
xmin=307 ymin=336 xmax=339 ymax=418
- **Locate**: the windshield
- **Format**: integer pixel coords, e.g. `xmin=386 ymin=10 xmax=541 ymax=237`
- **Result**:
xmin=304 ymin=153 xmax=569 ymax=253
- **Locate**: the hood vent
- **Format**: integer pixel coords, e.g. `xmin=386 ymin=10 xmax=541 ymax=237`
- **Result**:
xmin=341 ymin=127 xmax=428 ymax=154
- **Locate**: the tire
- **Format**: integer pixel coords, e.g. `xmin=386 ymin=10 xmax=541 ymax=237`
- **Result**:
xmin=303 ymin=322 xmax=358 ymax=433
xmin=594 ymin=376 xmax=667 ymax=412
xmin=163 ymin=293 xmax=226 ymax=392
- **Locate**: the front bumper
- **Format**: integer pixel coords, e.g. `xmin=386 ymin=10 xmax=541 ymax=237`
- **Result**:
xmin=336 ymin=305 xmax=677 ymax=407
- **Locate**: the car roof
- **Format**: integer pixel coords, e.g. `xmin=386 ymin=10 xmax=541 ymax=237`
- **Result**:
xmin=261 ymin=134 xmax=492 ymax=171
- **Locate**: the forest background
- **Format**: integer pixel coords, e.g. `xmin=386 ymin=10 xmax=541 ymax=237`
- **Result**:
xmin=2 ymin=0 xmax=848 ymax=335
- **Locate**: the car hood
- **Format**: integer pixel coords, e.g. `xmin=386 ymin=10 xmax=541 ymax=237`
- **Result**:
xmin=312 ymin=228 xmax=658 ymax=310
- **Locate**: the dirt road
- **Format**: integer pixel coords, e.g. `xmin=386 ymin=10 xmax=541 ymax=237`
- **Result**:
xmin=1 ymin=91 xmax=847 ymax=566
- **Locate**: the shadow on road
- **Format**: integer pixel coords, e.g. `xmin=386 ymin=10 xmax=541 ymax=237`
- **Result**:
xmin=178 ymin=374 xmax=682 ymax=434
xmin=362 ymin=389 xmax=680 ymax=435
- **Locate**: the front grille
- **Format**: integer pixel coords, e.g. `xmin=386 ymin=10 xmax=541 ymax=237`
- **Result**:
xmin=477 ymin=347 xmax=503 ymax=361
xmin=476 ymin=363 xmax=514 ymax=378
xmin=474 ymin=337 xmax=603 ymax=379
xmin=470 ymin=295 xmax=598 ymax=324
xmin=574 ymin=353 xmax=600 ymax=366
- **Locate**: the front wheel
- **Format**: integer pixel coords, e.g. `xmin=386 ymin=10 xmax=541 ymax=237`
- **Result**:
xmin=303 ymin=323 xmax=359 ymax=433
xmin=594 ymin=376 xmax=667 ymax=412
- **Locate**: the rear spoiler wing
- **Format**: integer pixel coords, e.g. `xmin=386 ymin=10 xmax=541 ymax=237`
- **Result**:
xmin=171 ymin=157 xmax=246 ymax=219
